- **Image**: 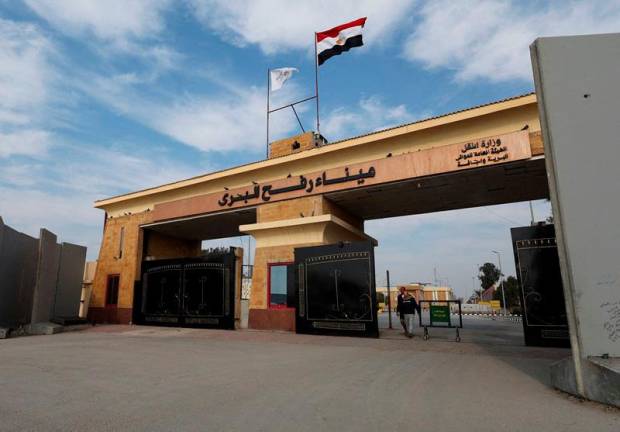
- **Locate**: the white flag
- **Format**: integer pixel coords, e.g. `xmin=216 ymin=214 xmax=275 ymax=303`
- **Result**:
xmin=270 ymin=67 xmax=298 ymax=91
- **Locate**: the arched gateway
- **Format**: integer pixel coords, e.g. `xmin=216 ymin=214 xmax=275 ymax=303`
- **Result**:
xmin=88 ymin=93 xmax=548 ymax=333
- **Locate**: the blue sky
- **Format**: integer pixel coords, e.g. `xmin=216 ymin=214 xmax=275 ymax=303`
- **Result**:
xmin=1 ymin=0 xmax=619 ymax=299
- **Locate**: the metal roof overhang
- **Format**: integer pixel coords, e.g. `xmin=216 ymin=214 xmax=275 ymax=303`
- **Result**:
xmin=140 ymin=156 xmax=548 ymax=241
xmin=141 ymin=207 xmax=257 ymax=241
xmin=324 ymin=157 xmax=549 ymax=220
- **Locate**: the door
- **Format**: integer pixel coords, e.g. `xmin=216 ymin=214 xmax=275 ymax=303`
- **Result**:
xmin=295 ymin=241 xmax=378 ymax=337
xmin=104 ymin=275 xmax=120 ymax=323
xmin=137 ymin=248 xmax=236 ymax=329
xmin=511 ymin=224 xmax=570 ymax=348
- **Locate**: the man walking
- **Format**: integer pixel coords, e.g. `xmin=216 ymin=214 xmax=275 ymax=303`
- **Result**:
xmin=396 ymin=286 xmax=419 ymax=338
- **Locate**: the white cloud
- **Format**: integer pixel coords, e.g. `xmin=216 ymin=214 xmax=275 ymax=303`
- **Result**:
xmin=0 ymin=18 xmax=52 ymax=128
xmin=0 ymin=141 xmax=204 ymax=258
xmin=404 ymin=0 xmax=620 ymax=82
xmin=0 ymin=18 xmax=58 ymax=160
xmin=189 ymin=0 xmax=415 ymax=54
xmin=75 ymin=70 xmax=303 ymax=153
xmin=368 ymin=200 xmax=553 ymax=298
xmin=322 ymin=96 xmax=422 ymax=141
xmin=0 ymin=130 xmax=53 ymax=158
xmin=151 ymin=87 xmax=301 ymax=153
xmin=25 ymin=0 xmax=180 ymax=75
xmin=24 ymin=0 xmax=171 ymax=43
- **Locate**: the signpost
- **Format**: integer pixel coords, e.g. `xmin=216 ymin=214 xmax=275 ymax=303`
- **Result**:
xmin=419 ymin=300 xmax=463 ymax=342
xmin=429 ymin=304 xmax=450 ymax=325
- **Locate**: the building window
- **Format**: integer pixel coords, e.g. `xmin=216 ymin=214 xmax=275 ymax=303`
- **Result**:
xmin=118 ymin=226 xmax=125 ymax=259
xmin=268 ymin=263 xmax=290 ymax=308
xmin=106 ymin=275 xmax=120 ymax=306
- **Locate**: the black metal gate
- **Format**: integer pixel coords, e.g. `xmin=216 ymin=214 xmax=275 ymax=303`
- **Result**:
xmin=295 ymin=241 xmax=378 ymax=337
xmin=511 ymin=224 xmax=570 ymax=347
xmin=134 ymin=248 xmax=236 ymax=329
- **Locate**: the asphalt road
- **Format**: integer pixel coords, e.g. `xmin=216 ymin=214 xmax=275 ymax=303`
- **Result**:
xmin=379 ymin=311 xmax=525 ymax=345
xmin=1 ymin=323 xmax=618 ymax=432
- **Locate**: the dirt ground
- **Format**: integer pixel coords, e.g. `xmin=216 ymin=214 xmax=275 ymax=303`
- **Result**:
xmin=1 ymin=322 xmax=618 ymax=432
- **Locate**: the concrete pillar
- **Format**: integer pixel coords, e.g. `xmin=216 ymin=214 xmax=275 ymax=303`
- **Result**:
xmin=532 ymin=33 xmax=620 ymax=407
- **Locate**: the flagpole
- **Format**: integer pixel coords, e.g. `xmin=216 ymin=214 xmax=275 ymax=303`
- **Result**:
xmin=266 ymin=68 xmax=270 ymax=158
xmin=314 ymin=32 xmax=320 ymax=136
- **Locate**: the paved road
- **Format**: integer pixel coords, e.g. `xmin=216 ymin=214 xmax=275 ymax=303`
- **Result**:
xmin=380 ymin=311 xmax=524 ymax=344
xmin=1 ymin=325 xmax=618 ymax=432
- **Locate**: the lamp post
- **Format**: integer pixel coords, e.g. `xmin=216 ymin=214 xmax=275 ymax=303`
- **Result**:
xmin=492 ymin=250 xmax=507 ymax=316
xmin=386 ymin=270 xmax=393 ymax=329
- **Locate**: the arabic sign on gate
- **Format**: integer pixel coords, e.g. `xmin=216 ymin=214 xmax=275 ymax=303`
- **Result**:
xmin=455 ymin=137 xmax=510 ymax=167
xmin=151 ymin=130 xmax=531 ymax=222
xmin=217 ymin=167 xmax=376 ymax=207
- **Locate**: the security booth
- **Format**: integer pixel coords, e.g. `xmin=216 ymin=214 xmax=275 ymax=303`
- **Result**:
xmin=295 ymin=241 xmax=378 ymax=338
xmin=511 ymin=224 xmax=570 ymax=348
xmin=133 ymin=247 xmax=242 ymax=329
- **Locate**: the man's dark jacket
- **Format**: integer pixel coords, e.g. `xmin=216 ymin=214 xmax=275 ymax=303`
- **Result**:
xmin=397 ymin=294 xmax=419 ymax=317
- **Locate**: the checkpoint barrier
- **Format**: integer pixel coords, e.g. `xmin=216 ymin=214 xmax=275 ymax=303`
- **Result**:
xmin=418 ymin=300 xmax=463 ymax=342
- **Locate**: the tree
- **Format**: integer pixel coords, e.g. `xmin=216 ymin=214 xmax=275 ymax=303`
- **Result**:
xmin=493 ymin=276 xmax=521 ymax=310
xmin=478 ymin=262 xmax=502 ymax=291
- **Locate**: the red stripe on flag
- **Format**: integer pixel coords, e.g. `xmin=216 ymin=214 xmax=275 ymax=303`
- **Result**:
xmin=316 ymin=17 xmax=367 ymax=42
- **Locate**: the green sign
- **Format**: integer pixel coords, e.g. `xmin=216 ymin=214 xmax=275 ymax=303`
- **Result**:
xmin=430 ymin=305 xmax=450 ymax=324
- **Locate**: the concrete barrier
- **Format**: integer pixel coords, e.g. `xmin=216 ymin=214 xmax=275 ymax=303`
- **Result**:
xmin=0 ymin=217 xmax=87 ymax=332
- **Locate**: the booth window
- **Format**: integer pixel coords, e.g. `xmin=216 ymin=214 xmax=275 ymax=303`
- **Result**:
xmin=268 ymin=263 xmax=290 ymax=308
xmin=106 ymin=275 xmax=120 ymax=306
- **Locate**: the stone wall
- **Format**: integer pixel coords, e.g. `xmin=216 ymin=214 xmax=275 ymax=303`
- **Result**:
xmin=269 ymin=132 xmax=319 ymax=159
xmin=90 ymin=211 xmax=152 ymax=319
xmin=89 ymin=210 xmax=202 ymax=324
xmin=246 ymin=195 xmax=367 ymax=331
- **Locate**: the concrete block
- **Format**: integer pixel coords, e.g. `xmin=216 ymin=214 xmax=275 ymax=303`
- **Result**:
xmin=53 ymin=243 xmax=87 ymax=319
xmin=31 ymin=229 xmax=61 ymax=323
xmin=0 ymin=221 xmax=38 ymax=327
xmin=28 ymin=322 xmax=63 ymax=335
xmin=550 ymin=357 xmax=579 ymax=397
xmin=551 ymin=356 xmax=620 ymax=407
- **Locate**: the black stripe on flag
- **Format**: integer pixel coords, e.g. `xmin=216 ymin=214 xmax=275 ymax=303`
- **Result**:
xmin=318 ymin=35 xmax=363 ymax=66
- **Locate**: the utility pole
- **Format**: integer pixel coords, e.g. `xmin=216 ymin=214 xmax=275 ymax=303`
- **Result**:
xmin=492 ymin=250 xmax=507 ymax=316
xmin=386 ymin=270 xmax=393 ymax=329
xmin=529 ymin=201 xmax=535 ymax=225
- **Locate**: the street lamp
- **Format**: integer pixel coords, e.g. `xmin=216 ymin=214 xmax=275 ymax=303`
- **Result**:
xmin=492 ymin=250 xmax=507 ymax=316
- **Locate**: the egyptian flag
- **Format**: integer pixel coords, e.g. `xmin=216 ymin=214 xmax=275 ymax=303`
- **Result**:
xmin=316 ymin=17 xmax=367 ymax=66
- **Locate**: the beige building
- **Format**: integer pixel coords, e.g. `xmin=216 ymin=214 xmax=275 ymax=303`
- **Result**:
xmin=88 ymin=93 xmax=547 ymax=332
xmin=378 ymin=284 xmax=454 ymax=311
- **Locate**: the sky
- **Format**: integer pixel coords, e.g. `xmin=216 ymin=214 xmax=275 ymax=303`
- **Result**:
xmin=1 ymin=0 xmax=619 ymax=300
